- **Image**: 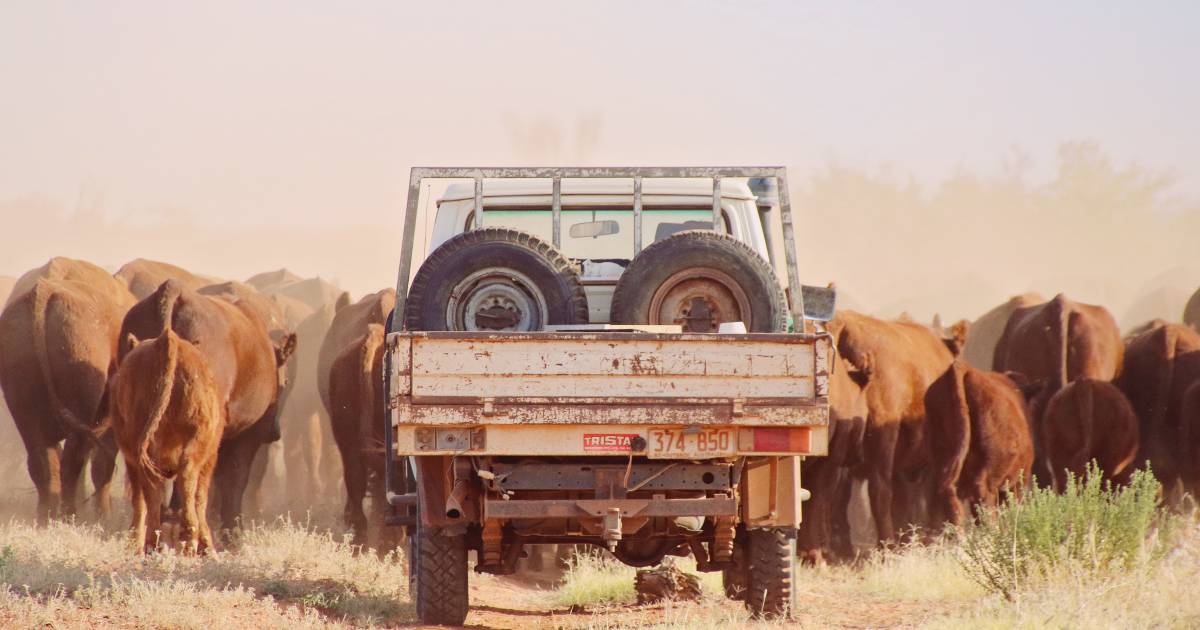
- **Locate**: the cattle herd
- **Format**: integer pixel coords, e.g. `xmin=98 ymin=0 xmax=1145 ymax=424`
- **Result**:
xmin=0 ymin=257 xmax=390 ymax=552
xmin=2 ymin=257 xmax=1200 ymax=562
xmin=798 ymin=291 xmax=1200 ymax=564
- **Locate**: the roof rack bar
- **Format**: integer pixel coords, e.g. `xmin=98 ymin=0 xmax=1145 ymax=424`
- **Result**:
xmin=393 ymin=168 xmax=423 ymax=332
xmin=552 ymin=177 xmax=562 ymax=248
xmin=711 ymin=177 xmax=723 ymax=234
xmin=474 ymin=176 xmax=484 ymax=229
xmin=776 ymin=171 xmax=806 ymax=328
xmin=408 ymin=166 xmax=786 ymax=179
xmin=633 ymin=176 xmax=643 ymax=255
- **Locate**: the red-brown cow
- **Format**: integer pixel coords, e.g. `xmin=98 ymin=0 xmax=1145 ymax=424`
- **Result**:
xmin=961 ymin=293 xmax=1044 ymax=371
xmin=828 ymin=311 xmax=964 ymax=544
xmin=925 ymin=361 xmax=1034 ymax=526
xmin=0 ymin=258 xmax=134 ymax=523
xmin=117 ymin=280 xmax=295 ymax=533
xmin=1041 ymin=378 xmax=1139 ymax=492
xmin=1116 ymin=322 xmax=1200 ymax=500
xmin=797 ymin=354 xmax=867 ymax=564
xmin=110 ymin=325 xmax=224 ymax=554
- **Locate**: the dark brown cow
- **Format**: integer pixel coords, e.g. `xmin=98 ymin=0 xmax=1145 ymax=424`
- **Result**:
xmin=993 ymin=293 xmax=1123 ymax=388
xmin=1180 ymin=382 xmax=1200 ymax=497
xmin=116 ymin=259 xmax=216 ymax=300
xmin=828 ymin=310 xmax=964 ymax=544
xmin=925 ymin=361 xmax=1034 ymax=527
xmin=961 ymin=293 xmax=1044 ymax=370
xmin=111 ymin=326 xmax=223 ymax=554
xmin=1042 ymin=378 xmax=1139 ymax=492
xmin=0 ymin=258 xmax=134 ymax=523
xmin=118 ymin=280 xmax=295 ymax=532
xmin=318 ymin=289 xmax=395 ymax=417
xmin=328 ymin=323 xmax=395 ymax=548
xmin=1116 ymin=322 xmax=1200 ymax=499
xmin=797 ymin=354 xmax=867 ymax=564
xmin=992 ymin=294 xmax=1123 ymax=484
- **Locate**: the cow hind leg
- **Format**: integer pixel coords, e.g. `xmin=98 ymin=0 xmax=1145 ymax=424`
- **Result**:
xmin=128 ymin=464 xmax=148 ymax=553
xmin=176 ymin=461 xmax=205 ymax=555
xmin=59 ymin=433 xmax=92 ymax=519
xmin=26 ymin=442 xmax=63 ymax=526
xmin=341 ymin=455 xmax=369 ymax=548
xmin=212 ymin=435 xmax=263 ymax=539
xmin=89 ymin=435 xmax=119 ymax=521
xmin=195 ymin=450 xmax=219 ymax=555
xmin=865 ymin=424 xmax=900 ymax=546
xmin=142 ymin=478 xmax=166 ymax=553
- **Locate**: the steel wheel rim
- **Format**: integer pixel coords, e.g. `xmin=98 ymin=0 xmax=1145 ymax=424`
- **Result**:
xmin=446 ymin=267 xmax=549 ymax=331
xmin=647 ymin=268 xmax=752 ymax=332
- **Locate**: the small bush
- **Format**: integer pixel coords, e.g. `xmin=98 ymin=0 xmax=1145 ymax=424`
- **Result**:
xmin=555 ymin=549 xmax=637 ymax=608
xmin=959 ymin=463 xmax=1165 ymax=600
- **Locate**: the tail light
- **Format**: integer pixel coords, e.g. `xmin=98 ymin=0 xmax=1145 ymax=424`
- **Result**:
xmin=739 ymin=427 xmax=811 ymax=454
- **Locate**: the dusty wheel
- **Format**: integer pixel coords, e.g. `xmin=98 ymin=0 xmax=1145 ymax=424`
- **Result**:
xmin=412 ymin=511 xmax=469 ymax=625
xmin=721 ymin=536 xmax=749 ymax=601
xmin=610 ymin=230 xmax=786 ymax=332
xmin=404 ymin=228 xmax=588 ymax=331
xmin=744 ymin=528 xmax=796 ymax=618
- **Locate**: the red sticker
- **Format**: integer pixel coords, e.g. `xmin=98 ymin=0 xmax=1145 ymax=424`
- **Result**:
xmin=583 ymin=433 xmax=639 ymax=451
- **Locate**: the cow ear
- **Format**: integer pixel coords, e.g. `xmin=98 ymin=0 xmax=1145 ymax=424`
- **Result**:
xmin=124 ymin=333 xmax=141 ymax=354
xmin=274 ymin=332 xmax=298 ymax=366
xmin=335 ymin=291 xmax=351 ymax=313
xmin=949 ymin=320 xmax=970 ymax=354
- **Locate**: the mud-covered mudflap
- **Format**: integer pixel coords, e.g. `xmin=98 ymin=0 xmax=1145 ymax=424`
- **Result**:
xmin=742 ymin=455 xmax=807 ymax=529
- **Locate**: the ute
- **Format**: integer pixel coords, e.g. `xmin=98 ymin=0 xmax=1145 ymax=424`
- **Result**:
xmin=382 ymin=167 xmax=835 ymax=624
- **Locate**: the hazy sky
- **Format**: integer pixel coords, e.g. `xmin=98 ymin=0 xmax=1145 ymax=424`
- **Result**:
xmin=1 ymin=2 xmax=1197 ymax=317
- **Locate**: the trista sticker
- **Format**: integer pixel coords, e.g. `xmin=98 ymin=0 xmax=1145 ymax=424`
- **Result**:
xmin=582 ymin=433 xmax=639 ymax=451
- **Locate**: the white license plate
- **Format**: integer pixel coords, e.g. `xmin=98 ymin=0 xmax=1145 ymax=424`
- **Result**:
xmin=648 ymin=428 xmax=736 ymax=459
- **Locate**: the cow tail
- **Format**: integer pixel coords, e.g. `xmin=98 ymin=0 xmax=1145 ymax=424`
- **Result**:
xmin=938 ymin=362 xmax=973 ymax=505
xmin=139 ymin=330 xmax=179 ymax=481
xmin=358 ymin=326 xmax=384 ymax=453
xmin=157 ymin=280 xmax=182 ymax=336
xmin=1055 ymin=294 xmax=1070 ymax=391
xmin=30 ymin=281 xmax=97 ymax=438
xmin=1071 ymin=383 xmax=1095 ymax=476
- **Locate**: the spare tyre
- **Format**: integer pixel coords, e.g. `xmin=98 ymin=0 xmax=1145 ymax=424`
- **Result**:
xmin=610 ymin=230 xmax=786 ymax=333
xmin=404 ymin=227 xmax=589 ymax=331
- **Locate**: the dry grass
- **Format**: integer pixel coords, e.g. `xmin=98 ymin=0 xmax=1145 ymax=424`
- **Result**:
xmin=0 ymin=514 xmax=412 ymax=629
xmin=0 ymin=494 xmax=1196 ymax=629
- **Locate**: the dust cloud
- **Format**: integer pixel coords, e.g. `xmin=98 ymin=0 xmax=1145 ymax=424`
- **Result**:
xmin=2 ymin=139 xmax=1195 ymax=331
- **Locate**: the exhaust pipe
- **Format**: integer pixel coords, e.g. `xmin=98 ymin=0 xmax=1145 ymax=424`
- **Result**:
xmin=445 ymin=480 xmax=470 ymax=519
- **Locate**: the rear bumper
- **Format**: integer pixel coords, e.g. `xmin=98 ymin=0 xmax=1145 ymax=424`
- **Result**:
xmin=391 ymin=422 xmax=829 ymax=458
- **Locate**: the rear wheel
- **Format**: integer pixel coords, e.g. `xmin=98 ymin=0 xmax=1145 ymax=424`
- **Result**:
xmin=404 ymin=227 xmax=588 ymax=331
xmin=744 ymin=528 xmax=796 ymax=619
xmin=610 ymin=230 xmax=786 ymax=332
xmin=412 ymin=506 xmax=469 ymax=625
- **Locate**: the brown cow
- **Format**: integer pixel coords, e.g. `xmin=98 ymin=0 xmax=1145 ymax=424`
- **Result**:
xmin=961 ymin=293 xmax=1044 ymax=370
xmin=828 ymin=310 xmax=964 ymax=544
xmin=116 ymin=258 xmax=215 ymax=300
xmin=0 ymin=258 xmax=134 ymax=523
xmin=1042 ymin=378 xmax=1139 ymax=492
xmin=797 ymin=354 xmax=867 ymax=564
xmin=245 ymin=271 xmax=350 ymax=505
xmin=110 ymin=326 xmax=223 ymax=554
xmin=1116 ymin=322 xmax=1200 ymax=499
xmin=328 ymin=323 xmax=398 ymax=548
xmin=925 ymin=361 xmax=1034 ymax=527
xmin=117 ymin=280 xmax=295 ymax=532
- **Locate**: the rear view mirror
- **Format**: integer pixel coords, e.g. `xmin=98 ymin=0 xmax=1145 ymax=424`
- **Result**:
xmin=801 ymin=285 xmax=837 ymax=321
xmin=569 ymin=220 xmax=620 ymax=238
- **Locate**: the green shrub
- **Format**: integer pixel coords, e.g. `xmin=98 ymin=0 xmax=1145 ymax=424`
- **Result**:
xmin=959 ymin=463 xmax=1165 ymax=600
